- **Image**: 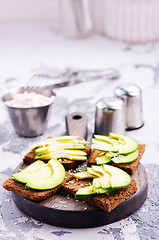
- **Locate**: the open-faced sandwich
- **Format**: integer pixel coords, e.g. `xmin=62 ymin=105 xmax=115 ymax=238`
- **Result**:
xmin=3 ymin=158 xmax=73 ymax=201
xmin=62 ymin=164 xmax=138 ymax=212
xmin=88 ymin=133 xmax=145 ymax=175
xmin=3 ymin=133 xmax=145 ymax=212
xmin=23 ymin=136 xmax=91 ymax=170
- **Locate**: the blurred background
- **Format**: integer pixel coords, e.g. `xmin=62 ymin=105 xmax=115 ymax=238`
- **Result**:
xmin=0 ymin=0 xmax=159 ymax=87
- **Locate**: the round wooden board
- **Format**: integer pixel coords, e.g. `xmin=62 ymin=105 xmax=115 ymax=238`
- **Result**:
xmin=12 ymin=162 xmax=148 ymax=228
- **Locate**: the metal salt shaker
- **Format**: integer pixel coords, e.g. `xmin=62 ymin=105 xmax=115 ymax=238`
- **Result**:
xmin=60 ymin=0 xmax=93 ymax=38
xmin=114 ymin=83 xmax=144 ymax=130
xmin=95 ymin=97 xmax=125 ymax=135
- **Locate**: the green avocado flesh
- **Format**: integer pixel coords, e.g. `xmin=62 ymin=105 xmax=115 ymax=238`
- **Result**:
xmin=73 ymin=171 xmax=96 ymax=179
xmin=12 ymin=159 xmax=65 ymax=190
xmin=33 ymin=135 xmax=90 ymax=161
xmin=95 ymin=153 xmax=112 ymax=165
xmin=109 ymin=133 xmax=138 ymax=154
xmin=112 ymin=149 xmax=139 ymax=164
xmin=92 ymin=133 xmax=138 ymax=164
xmin=74 ymin=164 xmax=131 ymax=198
xmin=75 ymin=185 xmax=115 ymax=198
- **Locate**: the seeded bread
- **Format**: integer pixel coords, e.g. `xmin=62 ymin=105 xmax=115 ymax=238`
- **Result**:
xmin=23 ymin=146 xmax=91 ymax=170
xmin=87 ymin=144 xmax=145 ymax=175
xmin=3 ymin=172 xmax=74 ymax=202
xmin=61 ymin=177 xmax=138 ymax=212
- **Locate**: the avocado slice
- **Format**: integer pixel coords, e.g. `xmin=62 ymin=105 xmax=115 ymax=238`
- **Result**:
xmin=92 ymin=138 xmax=118 ymax=152
xmin=112 ymin=149 xmax=139 ymax=164
xmin=35 ymin=149 xmax=87 ymax=161
xmin=93 ymin=165 xmax=131 ymax=189
xmin=25 ymin=159 xmax=65 ymax=190
xmin=94 ymin=135 xmax=118 ymax=145
xmin=75 ymin=184 xmax=115 ymax=198
xmin=87 ymin=167 xmax=103 ymax=178
xmin=75 ymin=185 xmax=97 ymax=198
xmin=12 ymin=160 xmax=46 ymax=183
xmin=109 ymin=133 xmax=138 ymax=154
xmin=92 ymin=166 xmax=111 ymax=189
xmin=73 ymin=171 xmax=96 ymax=179
xmin=103 ymin=165 xmax=131 ymax=188
xmin=92 ymin=133 xmax=138 ymax=156
xmin=95 ymin=153 xmax=112 ymax=165
xmin=74 ymin=164 xmax=131 ymax=198
xmin=34 ymin=135 xmax=90 ymax=162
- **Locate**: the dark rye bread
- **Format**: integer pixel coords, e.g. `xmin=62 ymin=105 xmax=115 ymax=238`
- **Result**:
xmin=87 ymin=144 xmax=145 ymax=175
xmin=61 ymin=177 xmax=137 ymax=212
xmin=3 ymin=172 xmax=74 ymax=202
xmin=23 ymin=146 xmax=91 ymax=170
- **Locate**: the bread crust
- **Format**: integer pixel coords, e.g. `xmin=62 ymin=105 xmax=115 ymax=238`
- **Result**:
xmin=87 ymin=144 xmax=145 ymax=175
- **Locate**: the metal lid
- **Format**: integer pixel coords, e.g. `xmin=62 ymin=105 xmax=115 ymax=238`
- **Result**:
xmin=96 ymin=97 xmax=124 ymax=111
xmin=115 ymin=83 xmax=141 ymax=97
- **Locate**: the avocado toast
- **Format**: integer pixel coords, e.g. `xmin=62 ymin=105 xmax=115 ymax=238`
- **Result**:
xmin=88 ymin=133 xmax=145 ymax=175
xmin=61 ymin=164 xmax=138 ymax=212
xmin=23 ymin=136 xmax=91 ymax=170
xmin=3 ymin=159 xmax=74 ymax=201
xmin=3 ymin=161 xmax=138 ymax=212
xmin=3 ymin=133 xmax=145 ymax=212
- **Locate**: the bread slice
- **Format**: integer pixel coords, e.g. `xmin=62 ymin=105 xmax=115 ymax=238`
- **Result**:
xmin=3 ymin=172 xmax=74 ymax=202
xmin=23 ymin=146 xmax=91 ymax=170
xmin=61 ymin=177 xmax=137 ymax=212
xmin=87 ymin=144 xmax=145 ymax=175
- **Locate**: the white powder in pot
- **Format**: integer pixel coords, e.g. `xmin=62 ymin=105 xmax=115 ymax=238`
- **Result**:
xmin=5 ymin=91 xmax=55 ymax=108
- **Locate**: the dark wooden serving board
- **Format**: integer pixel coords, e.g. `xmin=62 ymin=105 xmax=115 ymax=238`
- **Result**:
xmin=12 ymin=112 xmax=148 ymax=228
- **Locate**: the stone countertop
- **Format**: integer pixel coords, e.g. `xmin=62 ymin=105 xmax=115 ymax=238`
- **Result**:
xmin=0 ymin=21 xmax=159 ymax=240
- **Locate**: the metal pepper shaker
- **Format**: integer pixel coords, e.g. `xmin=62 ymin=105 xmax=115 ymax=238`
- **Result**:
xmin=114 ymin=83 xmax=144 ymax=130
xmin=94 ymin=97 xmax=125 ymax=135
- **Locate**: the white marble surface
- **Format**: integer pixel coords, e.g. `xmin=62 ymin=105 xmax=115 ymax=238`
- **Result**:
xmin=0 ymin=20 xmax=159 ymax=240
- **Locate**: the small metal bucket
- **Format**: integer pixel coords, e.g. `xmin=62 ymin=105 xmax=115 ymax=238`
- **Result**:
xmin=2 ymin=87 xmax=56 ymax=137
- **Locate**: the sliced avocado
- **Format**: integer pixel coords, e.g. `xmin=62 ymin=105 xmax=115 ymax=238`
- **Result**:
xmin=35 ymin=153 xmax=87 ymax=161
xmin=112 ymin=149 xmax=139 ymax=164
xmin=93 ymin=176 xmax=111 ymax=189
xmin=95 ymin=153 xmax=112 ymax=165
xmin=109 ymin=133 xmax=138 ymax=154
xmin=92 ymin=165 xmax=108 ymax=177
xmin=103 ymin=164 xmax=131 ymax=188
xmin=54 ymin=135 xmax=78 ymax=141
xmin=55 ymin=152 xmax=87 ymax=161
xmin=12 ymin=160 xmax=45 ymax=183
xmin=74 ymin=164 xmax=131 ymax=198
xmin=75 ymin=185 xmax=113 ymax=198
xmin=73 ymin=171 xmax=96 ymax=179
xmin=91 ymin=166 xmax=111 ymax=189
xmin=95 ymin=188 xmax=115 ymax=196
xmin=92 ymin=138 xmax=118 ymax=152
xmin=60 ymin=143 xmax=87 ymax=150
xmin=75 ymin=185 xmax=97 ymax=198
xmin=35 ymin=153 xmax=53 ymax=160
xmin=25 ymin=158 xmax=65 ymax=190
xmin=92 ymin=133 xmax=138 ymax=155
xmin=64 ymin=150 xmax=87 ymax=156
xmin=94 ymin=135 xmax=118 ymax=145
xmin=33 ymin=135 xmax=90 ymax=162
xmin=87 ymin=167 xmax=103 ymax=178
